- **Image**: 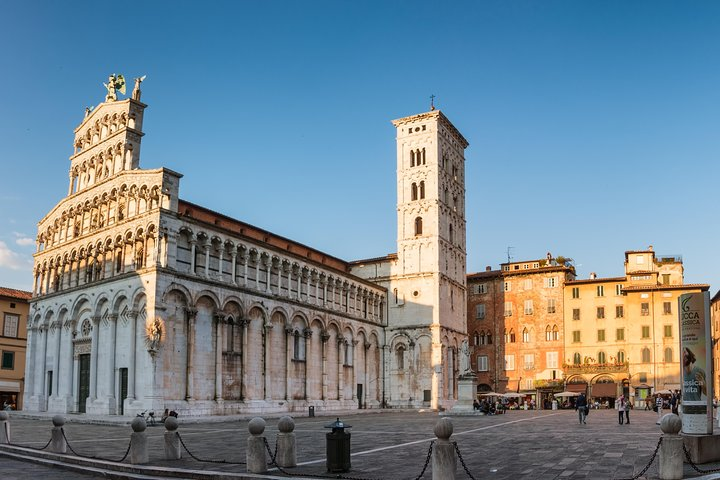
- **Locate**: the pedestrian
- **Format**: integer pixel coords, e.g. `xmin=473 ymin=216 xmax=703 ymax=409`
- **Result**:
xmin=645 ymin=397 xmax=652 ymax=411
xmin=617 ymin=395 xmax=625 ymax=424
xmin=576 ymin=392 xmax=588 ymax=424
xmin=624 ymin=397 xmax=631 ymax=424
xmin=670 ymin=393 xmax=678 ymax=415
xmin=655 ymin=395 xmax=664 ymax=424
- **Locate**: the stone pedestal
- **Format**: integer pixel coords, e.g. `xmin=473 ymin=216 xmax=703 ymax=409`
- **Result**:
xmin=130 ymin=417 xmax=149 ymax=464
xmin=0 ymin=412 xmax=9 ymax=444
xmin=50 ymin=416 xmax=67 ymax=454
xmin=246 ymin=417 xmax=267 ymax=474
xmin=447 ymin=374 xmax=476 ymax=415
xmin=432 ymin=418 xmax=456 ymax=480
xmin=276 ymin=416 xmax=297 ymax=468
xmin=163 ymin=417 xmax=181 ymax=460
xmin=682 ymin=433 xmax=720 ymax=464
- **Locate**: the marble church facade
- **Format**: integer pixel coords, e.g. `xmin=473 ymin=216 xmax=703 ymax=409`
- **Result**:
xmin=24 ymin=80 xmax=468 ymax=416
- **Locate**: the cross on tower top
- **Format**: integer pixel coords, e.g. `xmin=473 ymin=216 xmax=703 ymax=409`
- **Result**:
xmin=430 ymin=94 xmax=436 ymax=111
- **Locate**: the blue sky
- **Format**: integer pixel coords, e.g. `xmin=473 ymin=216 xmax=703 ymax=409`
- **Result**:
xmin=1 ymin=1 xmax=719 ymax=292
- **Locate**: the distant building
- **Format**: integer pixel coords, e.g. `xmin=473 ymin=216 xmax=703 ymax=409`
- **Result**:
xmin=467 ymin=255 xmax=576 ymax=407
xmin=0 ymin=287 xmax=32 ymax=410
xmin=563 ymin=246 xmax=708 ymax=406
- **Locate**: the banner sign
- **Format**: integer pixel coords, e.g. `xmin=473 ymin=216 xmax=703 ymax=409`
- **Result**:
xmin=679 ymin=292 xmax=713 ymax=435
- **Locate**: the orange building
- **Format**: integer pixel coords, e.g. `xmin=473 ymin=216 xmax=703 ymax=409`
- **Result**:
xmin=467 ymin=255 xmax=576 ymax=406
xmin=0 ymin=287 xmax=31 ymax=410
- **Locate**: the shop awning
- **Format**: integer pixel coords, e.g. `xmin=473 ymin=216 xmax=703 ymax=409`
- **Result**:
xmin=591 ymin=382 xmax=617 ymax=397
xmin=566 ymin=383 xmax=588 ymax=393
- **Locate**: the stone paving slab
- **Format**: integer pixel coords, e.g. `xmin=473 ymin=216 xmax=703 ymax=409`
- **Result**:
xmin=4 ymin=409 xmax=720 ymax=479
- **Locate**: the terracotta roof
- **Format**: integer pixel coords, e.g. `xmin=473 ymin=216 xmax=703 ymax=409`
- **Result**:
xmin=566 ymin=277 xmax=626 ymax=285
xmin=0 ymin=287 xmax=32 ymax=301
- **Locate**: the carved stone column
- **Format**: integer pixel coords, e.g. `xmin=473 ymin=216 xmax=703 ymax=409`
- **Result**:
xmin=230 ymin=251 xmax=237 ymax=284
xmin=239 ymin=318 xmax=249 ymax=400
xmin=107 ymin=314 xmax=118 ymax=410
xmin=127 ymin=310 xmax=138 ymax=401
xmin=285 ymin=325 xmax=293 ymax=401
xmin=214 ymin=311 xmax=226 ymax=402
xmin=337 ymin=337 xmax=345 ymax=400
xmin=89 ymin=316 xmax=100 ymax=400
xmin=263 ymin=320 xmax=273 ymax=400
xmin=185 ymin=307 xmax=197 ymax=400
xmin=303 ymin=328 xmax=312 ymax=400
xmin=189 ymin=239 xmax=197 ymax=274
xmin=321 ymin=330 xmax=329 ymax=401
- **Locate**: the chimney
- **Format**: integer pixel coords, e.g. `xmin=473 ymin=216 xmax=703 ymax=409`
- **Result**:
xmin=486 ymin=266 xmax=492 ymax=271
xmin=590 ymin=272 xmax=597 ymax=279
xmin=648 ymin=245 xmax=653 ymax=251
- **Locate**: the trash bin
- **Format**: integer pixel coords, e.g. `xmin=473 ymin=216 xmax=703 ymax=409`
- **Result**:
xmin=325 ymin=418 xmax=351 ymax=472
xmin=309 ymin=406 xmax=315 ymax=417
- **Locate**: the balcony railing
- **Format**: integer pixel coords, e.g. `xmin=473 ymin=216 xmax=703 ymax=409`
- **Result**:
xmin=562 ymin=362 xmax=629 ymax=375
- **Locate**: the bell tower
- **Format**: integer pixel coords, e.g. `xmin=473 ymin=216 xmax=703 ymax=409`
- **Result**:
xmin=389 ymin=108 xmax=469 ymax=409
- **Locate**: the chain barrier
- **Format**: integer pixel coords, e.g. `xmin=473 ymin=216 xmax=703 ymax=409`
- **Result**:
xmin=683 ymin=443 xmax=720 ymax=475
xmin=8 ymin=435 xmax=53 ymax=451
xmin=176 ymin=432 xmax=245 ymax=464
xmin=613 ymin=436 xmax=663 ymax=480
xmin=261 ymin=437 xmax=434 ymax=480
xmin=452 ymin=441 xmax=477 ymax=480
xmin=61 ymin=427 xmax=131 ymax=463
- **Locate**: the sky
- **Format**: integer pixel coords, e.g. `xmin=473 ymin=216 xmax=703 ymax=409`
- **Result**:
xmin=1 ymin=1 xmax=719 ymax=293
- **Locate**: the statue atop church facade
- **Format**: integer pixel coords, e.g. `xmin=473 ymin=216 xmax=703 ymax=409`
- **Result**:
xmin=103 ymin=74 xmax=126 ymax=102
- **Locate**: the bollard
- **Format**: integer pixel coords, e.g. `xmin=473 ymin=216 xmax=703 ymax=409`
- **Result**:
xmin=0 ymin=411 xmax=9 ymax=444
xmin=659 ymin=414 xmax=683 ymax=480
xmin=276 ymin=416 xmax=297 ymax=468
xmin=246 ymin=417 xmax=267 ymax=473
xmin=130 ymin=417 xmax=149 ymax=464
xmin=432 ymin=417 xmax=456 ymax=480
xmin=163 ymin=416 xmax=181 ymax=460
xmin=50 ymin=415 xmax=67 ymax=453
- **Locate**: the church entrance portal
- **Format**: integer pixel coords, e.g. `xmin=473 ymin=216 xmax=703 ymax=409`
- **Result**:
xmin=78 ymin=354 xmax=90 ymax=413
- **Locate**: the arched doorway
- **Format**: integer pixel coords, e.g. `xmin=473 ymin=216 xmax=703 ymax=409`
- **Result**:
xmin=591 ymin=375 xmax=617 ymax=408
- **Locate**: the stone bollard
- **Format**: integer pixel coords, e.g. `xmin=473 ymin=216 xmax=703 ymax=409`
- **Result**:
xmin=164 ymin=416 xmax=181 ymax=460
xmin=0 ymin=411 xmax=9 ymax=444
xmin=246 ymin=417 xmax=267 ymax=474
xmin=50 ymin=415 xmax=67 ymax=453
xmin=130 ymin=417 xmax=149 ymax=464
xmin=659 ymin=414 xmax=683 ymax=480
xmin=432 ymin=417 xmax=456 ymax=480
xmin=276 ymin=416 xmax=297 ymax=468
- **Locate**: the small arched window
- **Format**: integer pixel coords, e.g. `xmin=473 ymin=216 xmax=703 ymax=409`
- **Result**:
xmin=414 ymin=217 xmax=423 ymax=236
xmin=411 ymin=183 xmax=418 ymax=201
xmin=664 ymin=347 xmax=673 ymax=363
xmin=509 ymin=329 xmax=516 ymax=343
xmin=419 ymin=181 xmax=425 ymax=199
xmin=545 ymin=325 xmax=552 ymax=341
xmin=641 ymin=347 xmax=651 ymax=363
xmin=552 ymin=325 xmax=559 ymax=341
xmin=473 ymin=332 xmax=480 ymax=345
xmin=598 ymin=351 xmax=606 ymax=364
xmin=522 ymin=328 xmax=530 ymax=343
xmin=396 ymin=345 xmax=405 ymax=370
xmin=410 ymin=150 xmax=415 ymax=167
xmin=573 ymin=353 xmax=581 ymax=365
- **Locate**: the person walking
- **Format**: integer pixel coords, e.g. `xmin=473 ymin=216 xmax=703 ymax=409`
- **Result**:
xmin=655 ymin=395 xmax=664 ymax=424
xmin=624 ymin=397 xmax=631 ymax=424
xmin=576 ymin=393 xmax=588 ymax=424
xmin=617 ymin=395 xmax=625 ymax=424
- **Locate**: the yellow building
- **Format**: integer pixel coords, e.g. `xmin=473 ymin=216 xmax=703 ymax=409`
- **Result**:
xmin=563 ymin=246 xmax=708 ymax=407
xmin=0 ymin=287 xmax=31 ymax=410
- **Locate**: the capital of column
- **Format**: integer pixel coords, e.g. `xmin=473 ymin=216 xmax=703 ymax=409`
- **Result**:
xmin=185 ymin=307 xmax=198 ymax=319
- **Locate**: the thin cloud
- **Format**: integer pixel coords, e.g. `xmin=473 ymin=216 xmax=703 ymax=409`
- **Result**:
xmin=0 ymin=241 xmax=32 ymax=270
xmin=12 ymin=231 xmax=35 ymax=247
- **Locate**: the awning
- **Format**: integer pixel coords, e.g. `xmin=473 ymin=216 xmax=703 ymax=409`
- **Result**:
xmin=566 ymin=383 xmax=588 ymax=393
xmin=0 ymin=380 xmax=21 ymax=392
xmin=591 ymin=382 xmax=617 ymax=397
xmin=633 ymin=384 xmax=651 ymax=390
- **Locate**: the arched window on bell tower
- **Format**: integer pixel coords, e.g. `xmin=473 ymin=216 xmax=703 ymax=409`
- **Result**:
xmin=414 ymin=217 xmax=423 ymax=236
xmin=411 ymin=183 xmax=418 ymax=201
xmin=449 ymin=224 xmax=454 ymax=244
xmin=410 ymin=150 xmax=415 ymax=167
xmin=419 ymin=181 xmax=425 ymax=199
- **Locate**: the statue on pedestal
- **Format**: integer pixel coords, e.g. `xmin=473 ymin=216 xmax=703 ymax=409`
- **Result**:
xmin=459 ymin=338 xmax=472 ymax=375
xmin=103 ymin=74 xmax=126 ymax=102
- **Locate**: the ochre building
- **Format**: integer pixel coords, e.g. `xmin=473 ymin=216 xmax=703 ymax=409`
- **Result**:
xmin=0 ymin=287 xmax=32 ymax=410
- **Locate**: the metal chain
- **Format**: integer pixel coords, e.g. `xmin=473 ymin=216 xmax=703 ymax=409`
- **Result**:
xmin=412 ymin=440 xmax=434 ymax=480
xmin=9 ymin=436 xmax=52 ymax=451
xmin=683 ymin=443 xmax=720 ymax=474
xmin=614 ymin=436 xmax=663 ymax=480
xmin=453 ymin=441 xmax=478 ymax=480
xmin=61 ymin=427 xmax=131 ymax=463
xmin=177 ymin=432 xmax=245 ymax=464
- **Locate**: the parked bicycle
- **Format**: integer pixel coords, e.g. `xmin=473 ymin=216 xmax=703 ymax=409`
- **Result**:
xmin=136 ymin=410 xmax=158 ymax=426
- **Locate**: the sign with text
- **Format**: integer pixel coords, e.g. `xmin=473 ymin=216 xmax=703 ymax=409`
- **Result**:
xmin=679 ymin=292 xmax=713 ymax=435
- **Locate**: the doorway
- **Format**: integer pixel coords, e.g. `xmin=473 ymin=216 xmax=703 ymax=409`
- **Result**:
xmin=356 ymin=383 xmax=363 ymax=409
xmin=119 ymin=368 xmax=128 ymax=415
xmin=78 ymin=354 xmax=90 ymax=413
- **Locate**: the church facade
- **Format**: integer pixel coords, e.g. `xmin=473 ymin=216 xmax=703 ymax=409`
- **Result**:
xmin=24 ymin=80 xmax=469 ymax=416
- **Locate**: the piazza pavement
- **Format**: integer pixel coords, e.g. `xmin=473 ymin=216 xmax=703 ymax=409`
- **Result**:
xmin=3 ymin=408 xmax=720 ymax=479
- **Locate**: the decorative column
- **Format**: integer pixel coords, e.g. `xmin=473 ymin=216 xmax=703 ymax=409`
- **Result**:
xmin=189 ymin=239 xmax=197 ymax=274
xmin=303 ymin=328 xmax=312 ymax=400
xmin=214 ymin=311 xmax=225 ymax=402
xmin=337 ymin=338 xmax=345 ymax=400
xmin=263 ymin=321 xmax=272 ymax=400
xmin=52 ymin=321 xmax=61 ymax=400
xmin=230 ymin=251 xmax=237 ymax=284
xmin=351 ymin=340 xmax=358 ymax=401
xmin=185 ymin=307 xmax=197 ymax=400
xmin=107 ymin=314 xmax=118 ymax=409
xmin=127 ymin=310 xmax=138 ymax=402
xmin=217 ymin=246 xmax=224 ymax=281
xmin=89 ymin=316 xmax=100 ymax=401
xmin=38 ymin=325 xmax=48 ymax=407
xmin=203 ymin=242 xmax=210 ymax=277
xmin=363 ymin=341 xmax=371 ymax=408
xmin=285 ymin=325 xmax=293 ymax=400
xmin=62 ymin=321 xmax=74 ymax=403
xmin=321 ymin=330 xmax=329 ymax=400
xmin=240 ymin=318 xmax=249 ymax=400
xmin=25 ymin=325 xmax=36 ymax=399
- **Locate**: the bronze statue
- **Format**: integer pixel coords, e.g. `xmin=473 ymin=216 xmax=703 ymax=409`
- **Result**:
xmin=103 ymin=74 xmax=126 ymax=102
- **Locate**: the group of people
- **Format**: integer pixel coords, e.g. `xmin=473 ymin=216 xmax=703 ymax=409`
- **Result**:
xmin=473 ymin=399 xmax=504 ymax=415
xmin=616 ymin=395 xmax=631 ymax=424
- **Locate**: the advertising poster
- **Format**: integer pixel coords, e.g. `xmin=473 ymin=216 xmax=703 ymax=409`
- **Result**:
xmin=679 ymin=292 xmax=713 ymax=435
